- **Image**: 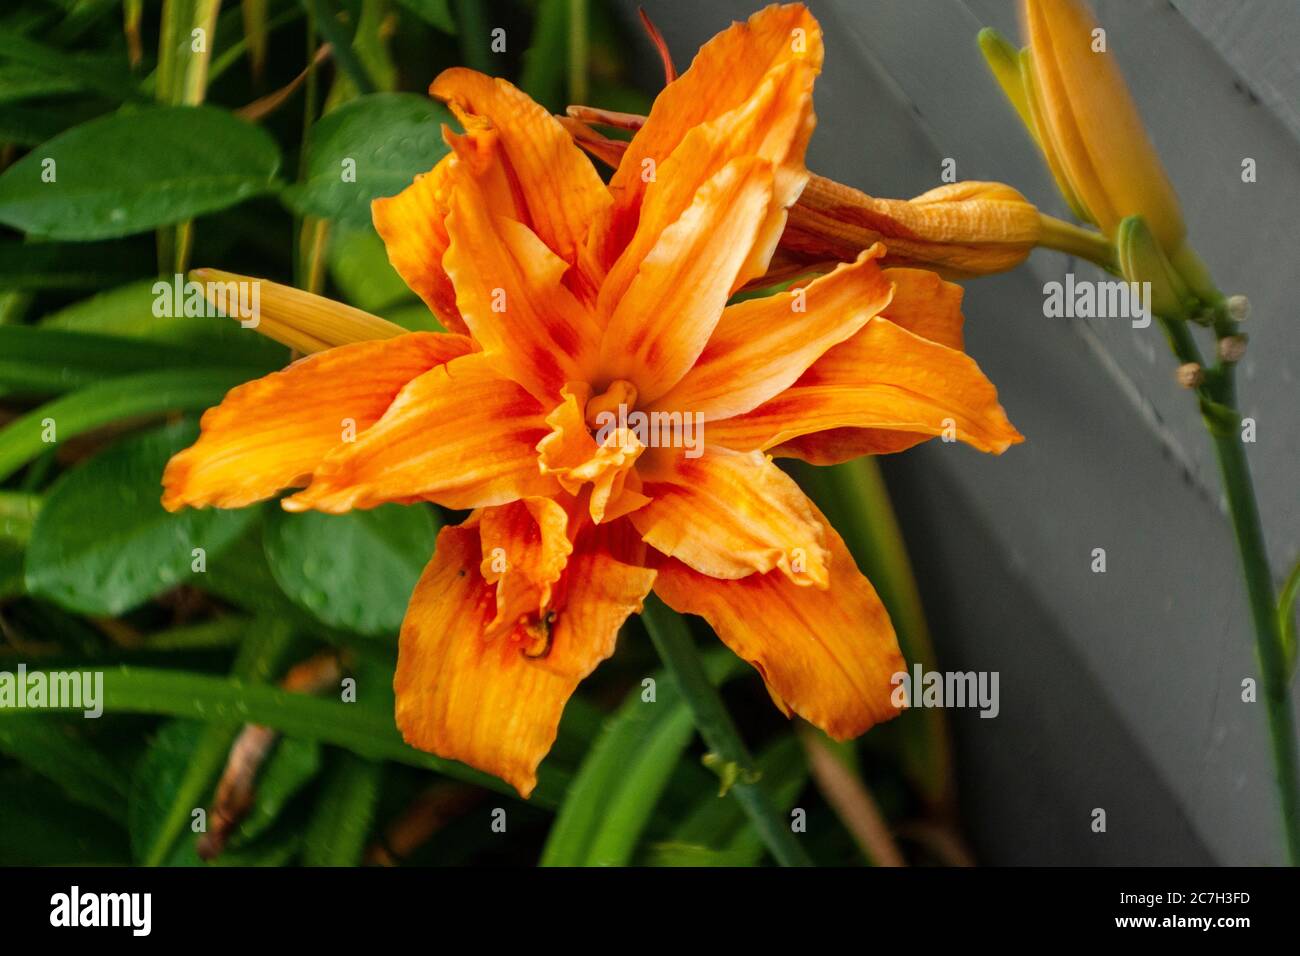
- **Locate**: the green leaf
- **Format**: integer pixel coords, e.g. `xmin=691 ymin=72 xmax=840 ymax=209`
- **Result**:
xmin=282 ymin=93 xmax=454 ymax=227
xmin=541 ymin=649 xmax=743 ymax=867
xmin=328 ymin=226 xmax=416 ymax=313
xmin=39 ymin=279 xmax=286 ymax=367
xmin=0 ymin=239 xmax=149 ymax=291
xmin=264 ymin=504 xmax=438 ymax=637
xmin=137 ymin=617 xmax=297 ymax=866
xmin=303 ymin=752 xmax=382 ymax=866
xmin=646 ymin=736 xmax=808 ymax=866
xmin=0 ymin=31 xmax=140 ymax=102
xmin=24 ymin=421 xmax=256 ymax=615
xmin=0 ymin=366 xmax=251 ymax=482
xmin=0 ymin=769 xmax=130 ymax=865
xmin=394 ymin=0 xmax=456 ymax=33
xmin=129 ymin=718 xmax=235 ymax=864
xmin=0 ymin=715 xmax=130 ymax=820
xmin=0 ymin=325 xmax=273 ymax=394
xmin=2 ymin=665 xmax=567 ymax=805
xmin=0 ymin=105 xmax=282 ymax=240
xmin=231 ymin=737 xmax=322 ymax=845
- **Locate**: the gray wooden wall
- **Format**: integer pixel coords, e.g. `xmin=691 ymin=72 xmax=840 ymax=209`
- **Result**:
xmin=616 ymin=0 xmax=1300 ymax=864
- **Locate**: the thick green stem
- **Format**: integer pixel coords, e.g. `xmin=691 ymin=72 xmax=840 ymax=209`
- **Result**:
xmin=641 ymin=597 xmax=813 ymax=867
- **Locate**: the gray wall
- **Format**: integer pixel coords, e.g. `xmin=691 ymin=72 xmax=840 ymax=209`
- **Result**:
xmin=617 ymin=0 xmax=1300 ymax=864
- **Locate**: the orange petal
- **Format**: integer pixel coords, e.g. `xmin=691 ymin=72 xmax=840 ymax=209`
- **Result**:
xmin=283 ymin=352 xmax=558 ymax=513
xmin=442 ymin=133 xmax=602 ymax=401
xmin=162 ymin=332 xmax=474 ymax=511
xmin=648 ymin=246 xmax=893 ymax=421
xmin=598 ymin=156 xmax=775 ymax=405
xmin=394 ymin=521 xmax=655 ymax=797
xmin=371 ymin=155 xmax=468 ymax=335
xmin=631 ymin=445 xmax=828 ymax=586
xmin=706 ymin=317 xmax=1023 ymax=461
xmin=653 ymin=512 xmax=904 ymax=739
xmin=430 ymin=69 xmax=610 ymax=280
xmin=598 ymin=52 xmax=819 ymax=310
xmin=479 ymin=497 xmax=574 ymax=639
xmin=605 ymin=3 xmax=822 ymax=263
xmin=879 ymin=266 xmax=965 ymax=351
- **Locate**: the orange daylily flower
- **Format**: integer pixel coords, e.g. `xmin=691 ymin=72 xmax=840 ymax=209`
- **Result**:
xmin=163 ymin=3 xmax=1022 ymax=797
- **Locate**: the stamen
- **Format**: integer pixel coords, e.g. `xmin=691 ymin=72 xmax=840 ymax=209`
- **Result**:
xmin=639 ymin=6 xmax=677 ymax=85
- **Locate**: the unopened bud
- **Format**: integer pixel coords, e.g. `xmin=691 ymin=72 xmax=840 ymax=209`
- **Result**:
xmin=1226 ymin=294 xmax=1250 ymax=323
xmin=1217 ymin=334 xmax=1248 ymax=364
xmin=1176 ymin=363 xmax=1204 ymax=389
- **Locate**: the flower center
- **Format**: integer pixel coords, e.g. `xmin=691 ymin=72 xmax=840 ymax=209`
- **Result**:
xmin=584 ymin=379 xmax=639 ymax=430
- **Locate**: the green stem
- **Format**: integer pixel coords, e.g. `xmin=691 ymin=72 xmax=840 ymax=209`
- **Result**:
xmin=567 ymin=0 xmax=588 ymax=105
xmin=1037 ymin=213 xmax=1117 ymax=273
xmin=1207 ymin=377 xmax=1300 ymax=864
xmin=641 ymin=596 xmax=814 ymax=867
xmin=1160 ymin=309 xmax=1299 ymax=861
xmin=303 ymin=0 xmax=376 ymax=94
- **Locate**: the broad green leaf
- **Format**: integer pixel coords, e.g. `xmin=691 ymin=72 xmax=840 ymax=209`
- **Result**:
xmin=0 ymin=540 xmax=23 ymax=599
xmin=197 ymin=521 xmax=322 ymax=627
xmin=0 ymin=239 xmax=149 ymax=291
xmin=282 ymin=93 xmax=454 ymax=227
xmin=394 ymin=0 xmax=456 ymax=33
xmin=24 ymin=421 xmax=256 ymax=615
xmin=0 ymin=325 xmax=273 ymax=394
xmin=0 ymin=715 xmax=130 ymax=820
xmin=381 ymin=300 xmax=445 ymax=333
xmin=264 ymin=504 xmax=438 ymax=637
xmin=302 ymin=752 xmax=382 ymax=866
xmin=0 ymin=366 xmax=250 ymax=482
xmin=0 ymin=105 xmax=282 ymax=240
xmin=328 ymin=226 xmax=416 ymax=313
xmin=39 ymin=279 xmax=286 ymax=367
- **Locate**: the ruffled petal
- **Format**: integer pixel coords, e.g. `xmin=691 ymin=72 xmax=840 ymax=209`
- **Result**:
xmin=430 ymin=68 xmax=611 ymax=287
